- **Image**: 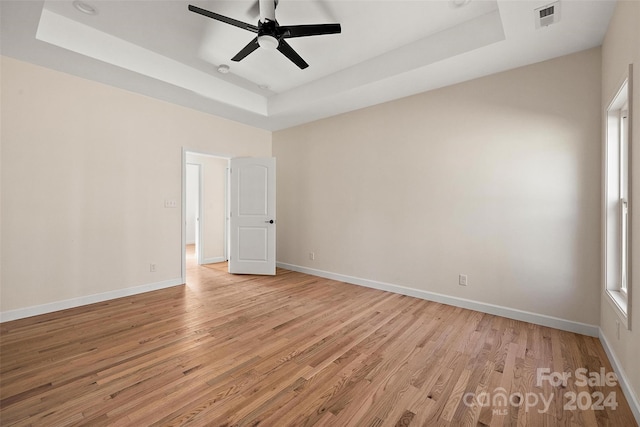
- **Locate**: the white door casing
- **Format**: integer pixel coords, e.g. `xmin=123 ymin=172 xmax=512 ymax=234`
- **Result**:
xmin=228 ymin=157 xmax=276 ymax=275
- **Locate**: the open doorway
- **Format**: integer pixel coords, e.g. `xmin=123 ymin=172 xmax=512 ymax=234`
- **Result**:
xmin=185 ymin=163 xmax=201 ymax=263
xmin=182 ymin=150 xmax=229 ymax=280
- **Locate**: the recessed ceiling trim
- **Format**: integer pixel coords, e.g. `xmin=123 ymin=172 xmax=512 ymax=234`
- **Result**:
xmin=35 ymin=7 xmax=267 ymax=115
xmin=269 ymin=9 xmax=505 ymax=116
xmin=72 ymin=1 xmax=97 ymax=16
xmin=450 ymin=0 xmax=472 ymax=9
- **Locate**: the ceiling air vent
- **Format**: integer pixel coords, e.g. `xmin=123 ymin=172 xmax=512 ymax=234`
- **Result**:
xmin=535 ymin=2 xmax=560 ymax=29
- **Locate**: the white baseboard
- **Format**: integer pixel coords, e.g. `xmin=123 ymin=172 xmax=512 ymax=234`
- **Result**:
xmin=202 ymin=257 xmax=227 ymax=264
xmin=599 ymin=329 xmax=640 ymax=424
xmin=0 ymin=278 xmax=184 ymax=323
xmin=276 ymin=262 xmax=599 ymax=337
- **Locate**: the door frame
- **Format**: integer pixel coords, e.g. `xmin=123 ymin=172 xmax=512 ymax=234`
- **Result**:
xmin=181 ymin=148 xmax=232 ymax=283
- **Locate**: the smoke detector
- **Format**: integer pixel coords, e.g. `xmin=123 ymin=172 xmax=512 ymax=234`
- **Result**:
xmin=535 ymin=2 xmax=560 ymax=29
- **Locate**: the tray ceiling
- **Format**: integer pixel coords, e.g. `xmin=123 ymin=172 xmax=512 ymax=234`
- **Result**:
xmin=0 ymin=0 xmax=616 ymax=130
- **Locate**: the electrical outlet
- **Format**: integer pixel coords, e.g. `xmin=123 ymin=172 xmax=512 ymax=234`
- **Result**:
xmin=458 ymin=274 xmax=468 ymax=286
xmin=309 ymin=252 xmax=315 ymax=261
xmin=150 ymin=263 xmax=157 ymax=272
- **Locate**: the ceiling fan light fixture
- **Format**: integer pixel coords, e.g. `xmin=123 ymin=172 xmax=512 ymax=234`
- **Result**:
xmin=257 ymin=35 xmax=279 ymax=51
xmin=73 ymin=1 xmax=98 ymax=15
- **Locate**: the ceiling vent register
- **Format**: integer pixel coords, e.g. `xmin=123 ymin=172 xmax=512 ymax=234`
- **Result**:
xmin=535 ymin=2 xmax=560 ymax=29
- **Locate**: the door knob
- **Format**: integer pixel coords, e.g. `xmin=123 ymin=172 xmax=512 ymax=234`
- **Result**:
xmin=265 ymin=219 xmax=274 ymax=224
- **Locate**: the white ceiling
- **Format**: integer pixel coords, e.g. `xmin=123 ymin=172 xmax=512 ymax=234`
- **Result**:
xmin=1 ymin=0 xmax=616 ymax=130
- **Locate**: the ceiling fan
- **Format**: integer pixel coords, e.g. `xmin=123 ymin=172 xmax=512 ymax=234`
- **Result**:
xmin=188 ymin=1 xmax=341 ymax=69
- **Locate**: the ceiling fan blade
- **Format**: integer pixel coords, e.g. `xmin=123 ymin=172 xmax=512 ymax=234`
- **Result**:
xmin=277 ymin=39 xmax=309 ymax=69
xmin=281 ymin=23 xmax=341 ymax=38
xmin=188 ymin=5 xmax=258 ymax=33
xmin=231 ymin=38 xmax=260 ymax=62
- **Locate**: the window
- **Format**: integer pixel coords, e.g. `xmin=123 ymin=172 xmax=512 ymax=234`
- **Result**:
xmin=605 ymin=72 xmax=632 ymax=329
xmin=620 ymin=108 xmax=628 ymax=296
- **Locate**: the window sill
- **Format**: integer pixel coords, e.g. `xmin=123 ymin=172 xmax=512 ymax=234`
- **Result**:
xmin=605 ymin=289 xmax=630 ymax=330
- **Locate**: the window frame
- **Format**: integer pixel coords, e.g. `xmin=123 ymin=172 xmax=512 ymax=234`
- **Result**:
xmin=604 ymin=67 xmax=633 ymax=331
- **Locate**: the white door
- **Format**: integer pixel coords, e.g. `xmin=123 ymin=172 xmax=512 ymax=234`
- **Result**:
xmin=228 ymin=157 xmax=276 ymax=275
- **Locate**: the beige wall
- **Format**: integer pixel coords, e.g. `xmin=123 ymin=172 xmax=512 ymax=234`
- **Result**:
xmin=186 ymin=152 xmax=228 ymax=263
xmin=600 ymin=0 xmax=640 ymax=408
xmin=274 ymin=47 xmax=602 ymax=326
xmin=0 ymin=56 xmax=271 ymax=313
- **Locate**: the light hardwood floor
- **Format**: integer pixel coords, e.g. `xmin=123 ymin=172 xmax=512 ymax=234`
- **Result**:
xmin=0 ymin=246 xmax=636 ymax=426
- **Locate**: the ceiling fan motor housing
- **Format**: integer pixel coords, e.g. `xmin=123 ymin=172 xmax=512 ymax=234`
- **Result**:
xmin=259 ymin=0 xmax=276 ymax=22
